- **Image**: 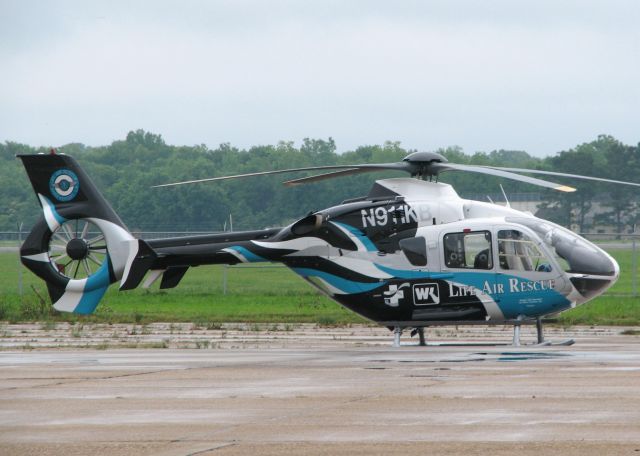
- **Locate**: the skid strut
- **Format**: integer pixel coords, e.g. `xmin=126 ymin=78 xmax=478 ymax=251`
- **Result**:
xmin=410 ymin=327 xmax=427 ymax=346
xmin=418 ymin=327 xmax=426 ymax=346
xmin=536 ymin=317 xmax=545 ymax=344
xmin=512 ymin=316 xmax=524 ymax=346
xmin=393 ymin=326 xmax=402 ymax=347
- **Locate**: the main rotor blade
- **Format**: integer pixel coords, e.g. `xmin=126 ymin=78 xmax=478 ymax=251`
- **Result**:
xmin=152 ymin=163 xmax=407 ymax=187
xmin=283 ymin=164 xmax=409 ymax=186
xmin=441 ymin=163 xmax=576 ymax=192
xmin=484 ymin=166 xmax=640 ymax=188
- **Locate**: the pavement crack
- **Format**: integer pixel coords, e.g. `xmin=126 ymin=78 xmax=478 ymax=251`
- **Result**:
xmin=1 ymin=369 xmax=168 ymax=391
xmin=185 ymin=442 xmax=237 ymax=455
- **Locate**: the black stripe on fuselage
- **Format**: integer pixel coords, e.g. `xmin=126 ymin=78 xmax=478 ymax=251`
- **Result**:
xmin=328 ymin=278 xmax=490 ymax=324
xmin=283 ymin=256 xmax=382 ymax=284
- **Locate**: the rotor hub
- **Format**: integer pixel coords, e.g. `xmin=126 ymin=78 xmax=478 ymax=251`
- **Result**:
xmin=403 ymin=151 xmax=447 ymax=164
xmin=401 ymin=151 xmax=448 ymax=178
xmin=66 ymin=238 xmax=89 ymax=260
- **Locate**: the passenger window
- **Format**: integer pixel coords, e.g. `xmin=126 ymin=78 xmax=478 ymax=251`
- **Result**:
xmin=498 ymin=229 xmax=552 ymax=272
xmin=443 ymin=231 xmax=492 ymax=270
xmin=399 ymin=236 xmax=427 ymax=267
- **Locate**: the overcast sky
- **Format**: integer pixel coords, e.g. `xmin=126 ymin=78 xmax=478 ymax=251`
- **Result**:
xmin=1 ymin=0 xmax=638 ymax=156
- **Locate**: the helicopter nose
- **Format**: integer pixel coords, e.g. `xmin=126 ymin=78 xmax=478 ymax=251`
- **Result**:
xmin=504 ymin=216 xmax=620 ymax=301
xmin=568 ymin=249 xmax=619 ymax=300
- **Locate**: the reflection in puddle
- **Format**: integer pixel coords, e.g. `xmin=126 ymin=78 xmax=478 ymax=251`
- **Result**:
xmin=476 ymin=352 xmax=571 ymax=362
xmin=373 ymin=351 xmax=572 ymax=365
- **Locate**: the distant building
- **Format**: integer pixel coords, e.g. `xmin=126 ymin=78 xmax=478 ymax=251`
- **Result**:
xmin=463 ymin=192 xmax=638 ymax=234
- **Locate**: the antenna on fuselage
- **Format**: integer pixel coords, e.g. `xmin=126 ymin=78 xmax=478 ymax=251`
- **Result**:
xmin=486 ymin=195 xmax=495 ymax=204
xmin=499 ymin=184 xmax=511 ymax=208
xmin=223 ymin=213 xmax=234 ymax=232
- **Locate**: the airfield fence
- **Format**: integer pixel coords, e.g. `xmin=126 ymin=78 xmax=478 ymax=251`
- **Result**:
xmin=2 ymin=229 xmax=640 ymax=297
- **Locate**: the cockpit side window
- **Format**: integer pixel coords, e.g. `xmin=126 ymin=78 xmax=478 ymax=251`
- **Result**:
xmin=498 ymin=229 xmax=552 ymax=272
xmin=443 ymin=231 xmax=492 ymax=270
xmin=399 ymin=236 xmax=427 ymax=267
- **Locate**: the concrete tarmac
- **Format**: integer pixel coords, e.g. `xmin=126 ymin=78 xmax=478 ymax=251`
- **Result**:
xmin=0 ymin=325 xmax=639 ymax=455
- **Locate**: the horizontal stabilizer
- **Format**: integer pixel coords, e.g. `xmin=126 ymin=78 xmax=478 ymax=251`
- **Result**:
xmin=120 ymin=239 xmax=158 ymax=290
xmin=142 ymin=270 xmax=165 ymax=288
xmin=160 ymin=266 xmax=189 ymax=289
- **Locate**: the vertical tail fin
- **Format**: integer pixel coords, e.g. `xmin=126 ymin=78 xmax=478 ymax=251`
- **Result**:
xmin=18 ymin=152 xmax=135 ymax=314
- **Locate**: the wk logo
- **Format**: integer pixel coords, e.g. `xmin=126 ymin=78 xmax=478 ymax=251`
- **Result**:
xmin=383 ymin=283 xmax=410 ymax=307
xmin=413 ymin=283 xmax=440 ymax=305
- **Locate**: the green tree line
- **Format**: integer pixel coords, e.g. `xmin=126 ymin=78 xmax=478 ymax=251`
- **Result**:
xmin=1 ymin=131 xmax=639 ymax=233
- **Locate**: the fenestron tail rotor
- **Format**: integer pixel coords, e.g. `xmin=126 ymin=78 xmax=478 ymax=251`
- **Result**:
xmin=18 ymin=152 xmax=137 ymax=315
xmin=48 ymin=219 xmax=108 ymax=280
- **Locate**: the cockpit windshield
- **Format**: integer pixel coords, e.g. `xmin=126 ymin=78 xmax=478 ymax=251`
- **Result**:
xmin=498 ymin=229 xmax=552 ymax=272
xmin=505 ymin=217 xmax=617 ymax=276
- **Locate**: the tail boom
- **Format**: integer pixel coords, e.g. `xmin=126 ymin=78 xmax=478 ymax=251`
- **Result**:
xmin=18 ymin=152 xmax=285 ymax=314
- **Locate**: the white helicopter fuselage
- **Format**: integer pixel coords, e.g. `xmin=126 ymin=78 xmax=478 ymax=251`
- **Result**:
xmin=282 ymin=178 xmax=619 ymax=326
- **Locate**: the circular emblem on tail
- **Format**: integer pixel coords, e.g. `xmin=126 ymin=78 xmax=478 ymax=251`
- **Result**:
xmin=49 ymin=169 xmax=80 ymax=202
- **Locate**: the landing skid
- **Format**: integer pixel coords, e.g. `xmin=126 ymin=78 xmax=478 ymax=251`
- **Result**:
xmin=398 ymin=340 xmax=574 ymax=347
xmin=511 ymin=316 xmax=575 ymax=347
xmin=534 ymin=339 xmax=575 ymax=347
xmin=390 ymin=319 xmax=576 ymax=347
xmin=393 ymin=327 xmax=428 ymax=347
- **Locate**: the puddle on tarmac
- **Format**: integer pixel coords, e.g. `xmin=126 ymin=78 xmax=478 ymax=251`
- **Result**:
xmin=475 ymin=352 xmax=571 ymax=362
xmin=372 ymin=351 xmax=571 ymax=366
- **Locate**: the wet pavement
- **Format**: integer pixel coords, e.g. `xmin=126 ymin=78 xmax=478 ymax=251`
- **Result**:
xmin=0 ymin=325 xmax=639 ymax=455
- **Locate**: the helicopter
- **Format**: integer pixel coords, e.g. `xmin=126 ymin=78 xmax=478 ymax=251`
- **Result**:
xmin=17 ymin=150 xmax=640 ymax=346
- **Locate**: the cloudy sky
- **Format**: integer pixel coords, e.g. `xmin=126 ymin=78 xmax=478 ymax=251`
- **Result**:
xmin=1 ymin=0 xmax=638 ymax=156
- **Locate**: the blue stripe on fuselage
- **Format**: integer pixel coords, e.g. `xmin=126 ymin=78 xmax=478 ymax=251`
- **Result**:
xmin=292 ymin=267 xmax=383 ymax=294
xmin=331 ymin=222 xmax=378 ymax=252
xmin=374 ymin=264 xmax=571 ymax=318
xmin=229 ymin=245 xmax=268 ymax=263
